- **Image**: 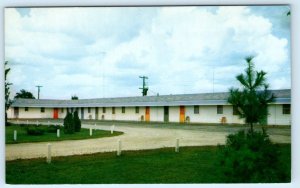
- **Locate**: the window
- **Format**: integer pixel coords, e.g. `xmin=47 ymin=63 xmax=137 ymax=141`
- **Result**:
xmin=88 ymin=107 xmax=91 ymax=113
xmin=122 ymin=107 xmax=125 ymax=113
xmin=217 ymin=105 xmax=223 ymax=114
xmin=233 ymin=106 xmax=239 ymax=115
xmin=103 ymin=107 xmax=106 ymax=113
xmin=194 ymin=105 xmax=199 ymax=114
xmin=61 ymin=108 xmax=64 ymax=113
xmin=282 ymin=104 xmax=290 ymax=114
xmin=112 ymin=107 xmax=115 ymax=114
xmin=41 ymin=107 xmax=45 ymax=113
xmin=25 ymin=107 xmax=29 ymax=112
xmin=135 ymin=106 xmax=139 ymax=114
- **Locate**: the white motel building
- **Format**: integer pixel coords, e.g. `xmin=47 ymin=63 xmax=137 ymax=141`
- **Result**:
xmin=7 ymin=89 xmax=291 ymax=126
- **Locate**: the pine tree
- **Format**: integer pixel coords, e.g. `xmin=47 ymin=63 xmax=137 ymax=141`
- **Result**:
xmin=73 ymin=110 xmax=81 ymax=132
xmin=63 ymin=111 xmax=75 ymax=134
xmin=228 ymin=56 xmax=275 ymax=133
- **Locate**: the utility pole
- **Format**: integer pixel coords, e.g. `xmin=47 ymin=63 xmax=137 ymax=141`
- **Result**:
xmin=36 ymin=85 xmax=42 ymax=99
xmin=139 ymin=76 xmax=148 ymax=96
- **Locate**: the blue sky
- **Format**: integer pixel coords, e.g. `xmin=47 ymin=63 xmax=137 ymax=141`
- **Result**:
xmin=5 ymin=6 xmax=291 ymax=99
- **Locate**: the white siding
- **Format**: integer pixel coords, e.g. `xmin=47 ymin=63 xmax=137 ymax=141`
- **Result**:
xmin=113 ymin=107 xmax=144 ymax=121
xmin=149 ymin=106 xmax=164 ymax=122
xmin=185 ymin=105 xmax=244 ymax=124
xmin=7 ymin=104 xmax=290 ymax=125
xmin=16 ymin=107 xmax=52 ymax=119
xmin=268 ymin=104 xmax=291 ymax=125
xmin=169 ymin=106 xmax=180 ymax=122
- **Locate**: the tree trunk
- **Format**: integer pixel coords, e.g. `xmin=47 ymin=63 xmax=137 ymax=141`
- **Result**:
xmin=250 ymin=122 xmax=254 ymax=135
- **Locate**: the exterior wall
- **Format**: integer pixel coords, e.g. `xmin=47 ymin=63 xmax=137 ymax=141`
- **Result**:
xmin=12 ymin=107 xmax=53 ymax=119
xmin=268 ymin=104 xmax=291 ymax=125
xmin=110 ymin=107 xmax=145 ymax=121
xmin=169 ymin=106 xmax=180 ymax=122
xmin=185 ymin=105 xmax=238 ymax=123
xmin=7 ymin=104 xmax=290 ymax=125
xmin=185 ymin=105 xmax=244 ymax=124
xmin=149 ymin=106 xmax=164 ymax=122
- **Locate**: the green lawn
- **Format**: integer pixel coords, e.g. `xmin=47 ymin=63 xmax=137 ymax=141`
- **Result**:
xmin=6 ymin=124 xmax=123 ymax=144
xmin=6 ymin=144 xmax=290 ymax=184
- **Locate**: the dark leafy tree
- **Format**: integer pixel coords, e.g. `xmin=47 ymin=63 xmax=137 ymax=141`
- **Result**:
xmin=71 ymin=95 xmax=78 ymax=100
xmin=63 ymin=111 xmax=75 ymax=134
xmin=73 ymin=110 xmax=81 ymax=132
xmin=14 ymin=89 xmax=35 ymax=99
xmin=5 ymin=61 xmax=13 ymax=126
xmin=228 ymin=56 xmax=275 ymax=133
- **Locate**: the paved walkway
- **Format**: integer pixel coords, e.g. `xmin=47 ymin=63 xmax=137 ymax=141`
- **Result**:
xmin=6 ymin=122 xmax=291 ymax=161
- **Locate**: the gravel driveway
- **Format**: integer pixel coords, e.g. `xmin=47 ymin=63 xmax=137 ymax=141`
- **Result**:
xmin=6 ymin=121 xmax=291 ymax=161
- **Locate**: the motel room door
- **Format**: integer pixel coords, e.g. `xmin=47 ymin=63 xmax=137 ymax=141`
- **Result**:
xmin=14 ymin=107 xmax=19 ymax=119
xmin=164 ymin=106 xmax=169 ymax=122
xmin=53 ymin=108 xmax=59 ymax=119
xmin=81 ymin=107 xmax=84 ymax=119
xmin=95 ymin=107 xmax=98 ymax=120
xmin=180 ymin=106 xmax=185 ymax=123
xmin=145 ymin=106 xmax=150 ymax=122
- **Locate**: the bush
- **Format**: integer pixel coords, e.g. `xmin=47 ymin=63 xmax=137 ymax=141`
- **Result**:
xmin=64 ymin=112 xmax=75 ymax=134
xmin=73 ymin=111 xmax=81 ymax=132
xmin=26 ymin=126 xmax=45 ymax=136
xmin=218 ymin=130 xmax=288 ymax=183
xmin=47 ymin=125 xmax=60 ymax=133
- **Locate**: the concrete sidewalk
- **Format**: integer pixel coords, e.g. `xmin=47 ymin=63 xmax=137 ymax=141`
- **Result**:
xmin=5 ymin=123 xmax=291 ymax=161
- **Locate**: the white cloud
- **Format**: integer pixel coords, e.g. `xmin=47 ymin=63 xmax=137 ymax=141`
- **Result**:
xmin=5 ymin=6 xmax=290 ymax=99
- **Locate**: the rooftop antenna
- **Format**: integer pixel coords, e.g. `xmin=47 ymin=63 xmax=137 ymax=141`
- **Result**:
xmin=212 ymin=64 xmax=215 ymax=93
xmin=139 ymin=76 xmax=148 ymax=96
xmin=98 ymin=52 xmax=106 ymax=98
xmin=36 ymin=85 xmax=42 ymax=99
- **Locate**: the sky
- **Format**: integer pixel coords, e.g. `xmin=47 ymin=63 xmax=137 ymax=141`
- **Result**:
xmin=5 ymin=6 xmax=291 ymax=100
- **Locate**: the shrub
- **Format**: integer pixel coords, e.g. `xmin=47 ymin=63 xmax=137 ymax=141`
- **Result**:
xmin=218 ymin=130 xmax=288 ymax=183
xmin=64 ymin=111 xmax=75 ymax=134
xmin=73 ymin=110 xmax=81 ymax=132
xmin=26 ymin=126 xmax=45 ymax=136
xmin=47 ymin=125 xmax=60 ymax=133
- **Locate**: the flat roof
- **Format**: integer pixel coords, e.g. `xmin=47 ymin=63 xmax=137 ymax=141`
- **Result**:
xmin=10 ymin=89 xmax=291 ymax=108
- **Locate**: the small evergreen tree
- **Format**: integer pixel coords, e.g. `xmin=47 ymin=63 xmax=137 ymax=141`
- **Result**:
xmin=218 ymin=130 xmax=289 ymax=183
xmin=63 ymin=111 xmax=75 ymax=134
xmin=228 ymin=56 xmax=275 ymax=133
xmin=73 ymin=110 xmax=81 ymax=132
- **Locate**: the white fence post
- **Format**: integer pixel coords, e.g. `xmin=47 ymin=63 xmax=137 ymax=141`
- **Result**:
xmin=13 ymin=130 xmax=17 ymax=141
xmin=111 ymin=124 xmax=115 ymax=134
xmin=90 ymin=128 xmax=92 ymax=136
xmin=48 ymin=121 xmax=50 ymax=127
xmin=117 ymin=139 xmax=122 ymax=156
xmin=47 ymin=143 xmax=51 ymax=163
xmin=175 ymin=138 xmax=179 ymax=153
xmin=57 ymin=129 xmax=60 ymax=138
xmin=36 ymin=120 xmax=38 ymax=126
xmin=26 ymin=120 xmax=29 ymax=125
xmin=17 ymin=120 xmax=19 ymax=125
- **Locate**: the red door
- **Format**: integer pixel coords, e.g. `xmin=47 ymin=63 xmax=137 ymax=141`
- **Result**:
xmin=53 ymin=108 xmax=58 ymax=119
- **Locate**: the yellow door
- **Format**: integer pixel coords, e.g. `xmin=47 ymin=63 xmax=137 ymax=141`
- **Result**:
xmin=145 ymin=107 xmax=150 ymax=122
xmin=180 ymin=106 xmax=185 ymax=123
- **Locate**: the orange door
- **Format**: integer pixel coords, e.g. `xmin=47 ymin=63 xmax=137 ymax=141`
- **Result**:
xmin=53 ymin=108 xmax=58 ymax=119
xmin=179 ymin=106 xmax=185 ymax=123
xmin=145 ymin=106 xmax=150 ymax=122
